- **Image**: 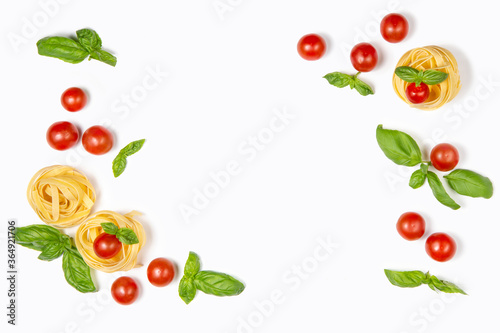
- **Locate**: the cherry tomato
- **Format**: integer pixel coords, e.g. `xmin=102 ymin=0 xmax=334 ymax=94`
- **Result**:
xmin=430 ymin=143 xmax=459 ymax=172
xmin=61 ymin=87 xmax=87 ymax=112
xmin=82 ymin=125 xmax=114 ymax=155
xmin=93 ymin=233 xmax=121 ymax=259
xmin=46 ymin=121 xmax=79 ymax=151
xmin=297 ymin=34 xmax=326 ymax=61
xmin=396 ymin=212 xmax=425 ymax=241
xmin=147 ymin=258 xmax=175 ymax=287
xmin=350 ymin=43 xmax=378 ymax=72
xmin=425 ymin=232 xmax=456 ymax=262
xmin=405 ymin=82 xmax=429 ymax=104
xmin=380 ymin=13 xmax=409 ymax=43
xmin=111 ymin=276 xmax=139 ymax=305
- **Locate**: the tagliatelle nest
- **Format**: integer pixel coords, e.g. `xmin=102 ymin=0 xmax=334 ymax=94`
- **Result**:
xmin=27 ymin=165 xmax=96 ymax=229
xmin=75 ymin=210 xmax=146 ymax=273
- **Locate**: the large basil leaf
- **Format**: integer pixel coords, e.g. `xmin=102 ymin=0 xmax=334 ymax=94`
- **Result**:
xmin=444 ymin=169 xmax=493 ymax=199
xmin=376 ymin=125 xmax=422 ymax=166
xmin=36 ymin=37 xmax=89 ymax=64
xmin=62 ymin=248 xmax=96 ymax=293
xmin=193 ymin=271 xmax=245 ymax=296
xmin=427 ymin=172 xmax=460 ymax=210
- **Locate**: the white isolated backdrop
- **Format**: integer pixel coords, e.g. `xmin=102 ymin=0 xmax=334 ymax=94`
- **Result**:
xmin=1 ymin=0 xmax=499 ymax=332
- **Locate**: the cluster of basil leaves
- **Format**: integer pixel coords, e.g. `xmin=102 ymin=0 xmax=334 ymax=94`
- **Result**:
xmin=384 ymin=269 xmax=466 ymax=295
xmin=377 ymin=125 xmax=493 ymax=210
xmin=112 ymin=139 xmax=146 ymax=178
xmin=323 ymin=71 xmax=374 ymax=96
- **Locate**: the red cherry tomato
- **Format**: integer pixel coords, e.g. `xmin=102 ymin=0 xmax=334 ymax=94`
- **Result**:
xmin=425 ymin=233 xmax=456 ymax=262
xmin=61 ymin=87 xmax=87 ymax=112
xmin=350 ymin=43 xmax=378 ymax=72
xmin=111 ymin=276 xmax=139 ymax=305
xmin=380 ymin=13 xmax=409 ymax=43
xmin=396 ymin=212 xmax=425 ymax=241
xmin=405 ymin=82 xmax=429 ymax=104
xmin=82 ymin=125 xmax=114 ymax=155
xmin=46 ymin=121 xmax=79 ymax=151
xmin=297 ymin=34 xmax=326 ymax=61
xmin=93 ymin=233 xmax=121 ymax=259
xmin=430 ymin=143 xmax=459 ymax=172
xmin=147 ymin=258 xmax=176 ymax=287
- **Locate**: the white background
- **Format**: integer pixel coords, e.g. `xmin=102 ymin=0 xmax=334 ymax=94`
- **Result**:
xmin=1 ymin=0 xmax=500 ymax=332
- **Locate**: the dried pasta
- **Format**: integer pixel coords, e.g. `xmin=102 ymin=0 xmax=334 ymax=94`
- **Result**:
xmin=75 ymin=210 xmax=146 ymax=272
xmin=27 ymin=165 xmax=96 ymax=228
xmin=393 ymin=46 xmax=461 ymax=111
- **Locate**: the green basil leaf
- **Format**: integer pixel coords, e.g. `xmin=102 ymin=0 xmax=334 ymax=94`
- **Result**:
xmin=76 ymin=28 xmax=102 ymax=52
xmin=193 ymin=270 xmax=245 ymax=297
xmin=409 ymin=169 xmax=426 ymax=189
xmin=62 ymin=248 xmax=96 ymax=293
xmin=89 ymin=49 xmax=117 ymax=67
xmin=100 ymin=223 xmax=119 ymax=235
xmin=376 ymin=125 xmax=422 ymax=166
xmin=427 ymin=171 xmax=461 ymax=210
xmin=384 ymin=269 xmax=426 ymax=288
xmin=184 ymin=251 xmax=201 ymax=277
xmin=112 ymin=139 xmax=146 ymax=178
xmin=115 ymin=228 xmax=139 ymax=245
xmin=428 ymin=276 xmax=467 ymax=295
xmin=179 ymin=276 xmax=197 ymax=304
xmin=119 ymin=139 xmax=146 ymax=157
xmin=420 ymin=163 xmax=429 ymax=174
xmin=36 ymin=37 xmax=89 ymax=64
xmin=323 ymin=72 xmax=352 ymax=88
xmin=38 ymin=242 xmax=64 ymax=261
xmin=422 ymin=70 xmax=449 ymax=86
xmin=444 ymin=169 xmax=493 ymax=199
xmin=14 ymin=225 xmax=63 ymax=251
xmin=395 ymin=66 xmax=419 ymax=83
xmin=353 ymin=77 xmax=374 ymax=96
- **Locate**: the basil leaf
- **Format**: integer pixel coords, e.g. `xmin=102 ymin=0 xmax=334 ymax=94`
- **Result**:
xmin=395 ymin=66 xmax=419 ymax=83
xmin=112 ymin=139 xmax=146 ymax=178
xmin=384 ymin=269 xmax=426 ymax=288
xmin=89 ymin=49 xmax=117 ymax=67
xmin=444 ymin=169 xmax=493 ymax=199
xmin=76 ymin=28 xmax=102 ymax=52
xmin=353 ymin=77 xmax=374 ymax=96
xmin=184 ymin=251 xmax=201 ymax=277
xmin=428 ymin=276 xmax=467 ymax=295
xmin=422 ymin=70 xmax=449 ymax=85
xmin=420 ymin=163 xmax=429 ymax=174
xmin=38 ymin=242 xmax=64 ymax=261
xmin=427 ymin=172 xmax=461 ymax=210
xmin=62 ymin=248 xmax=96 ymax=293
xmin=100 ymin=223 xmax=119 ymax=235
xmin=376 ymin=125 xmax=422 ymax=166
xmin=14 ymin=225 xmax=63 ymax=251
xmin=409 ymin=169 xmax=426 ymax=189
xmin=120 ymin=139 xmax=146 ymax=157
xmin=115 ymin=228 xmax=139 ymax=245
xmin=36 ymin=37 xmax=89 ymax=64
xmin=193 ymin=271 xmax=245 ymax=297
xmin=179 ymin=276 xmax=197 ymax=304
xmin=323 ymin=72 xmax=352 ymax=88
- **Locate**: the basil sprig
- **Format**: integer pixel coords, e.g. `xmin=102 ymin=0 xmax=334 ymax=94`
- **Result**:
xmin=395 ymin=66 xmax=448 ymax=86
xmin=376 ymin=125 xmax=493 ymax=209
xmin=37 ymin=28 xmax=116 ymax=66
xmin=14 ymin=225 xmax=96 ymax=293
xmin=112 ymin=139 xmax=146 ymax=177
xmin=323 ymin=72 xmax=374 ymax=96
xmin=384 ymin=269 xmax=467 ymax=295
xmin=100 ymin=223 xmax=139 ymax=245
xmin=178 ymin=251 xmax=245 ymax=304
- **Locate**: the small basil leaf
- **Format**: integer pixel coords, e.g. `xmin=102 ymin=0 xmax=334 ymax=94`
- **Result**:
xmin=179 ymin=276 xmax=197 ymax=304
xmin=119 ymin=139 xmax=146 ymax=157
xmin=444 ymin=169 xmax=493 ymax=199
xmin=384 ymin=269 xmax=426 ymax=288
xmin=395 ymin=66 xmax=419 ymax=83
xmin=427 ymin=172 xmax=461 ymax=210
xmin=36 ymin=37 xmax=89 ymax=64
xmin=415 ymin=70 xmax=425 ymax=86
xmin=323 ymin=72 xmax=352 ymax=88
xmin=193 ymin=271 xmax=245 ymax=297
xmin=353 ymin=77 xmax=374 ymax=96
xmin=115 ymin=228 xmax=139 ymax=245
xmin=14 ymin=225 xmax=63 ymax=251
xmin=184 ymin=251 xmax=201 ymax=277
xmin=409 ymin=169 xmax=426 ymax=189
xmin=376 ymin=125 xmax=422 ymax=166
xmin=38 ymin=242 xmax=64 ymax=261
xmin=420 ymin=163 xmax=429 ymax=175
xmin=100 ymin=223 xmax=119 ymax=235
xmin=428 ymin=276 xmax=467 ymax=295
xmin=422 ymin=70 xmax=449 ymax=85
xmin=112 ymin=154 xmax=127 ymax=178
xmin=76 ymin=28 xmax=102 ymax=52
xmin=89 ymin=49 xmax=117 ymax=67
xmin=62 ymin=248 xmax=96 ymax=293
